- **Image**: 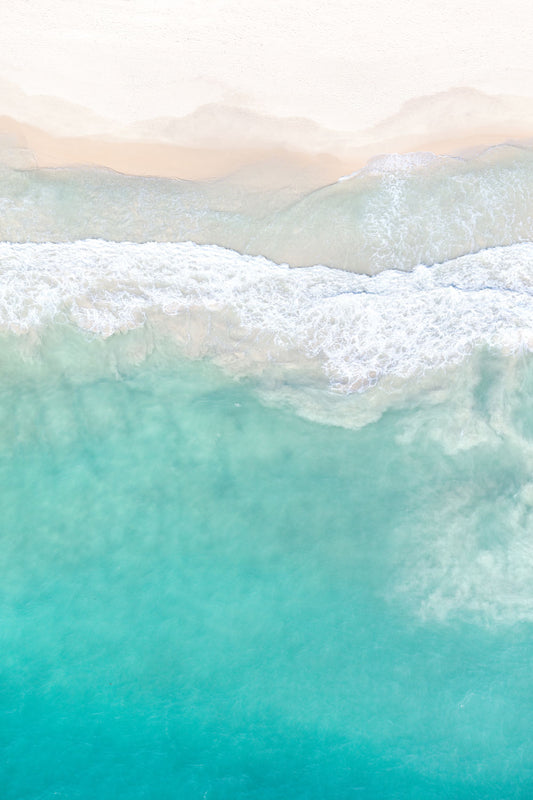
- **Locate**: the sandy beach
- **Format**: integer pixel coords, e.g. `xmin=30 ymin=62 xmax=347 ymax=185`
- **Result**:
xmin=2 ymin=90 xmax=533 ymax=183
xmin=1 ymin=0 xmax=533 ymax=180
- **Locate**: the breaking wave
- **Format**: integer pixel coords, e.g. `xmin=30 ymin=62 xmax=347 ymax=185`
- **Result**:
xmin=0 ymin=238 xmax=531 ymax=421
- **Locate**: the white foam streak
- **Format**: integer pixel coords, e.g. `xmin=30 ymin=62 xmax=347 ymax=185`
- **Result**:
xmin=0 ymin=239 xmax=531 ymax=396
xmin=395 ymin=474 xmax=533 ymax=625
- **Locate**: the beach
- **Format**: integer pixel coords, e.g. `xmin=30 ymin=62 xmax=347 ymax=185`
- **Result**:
xmin=1 ymin=3 xmax=533 ymax=799
xmin=1 ymin=0 xmax=533 ymax=180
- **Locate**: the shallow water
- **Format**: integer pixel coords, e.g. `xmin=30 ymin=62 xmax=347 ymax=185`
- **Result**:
xmin=0 ymin=332 xmax=532 ymax=798
xmin=1 ymin=149 xmax=532 ymax=797
xmin=0 ymin=238 xmax=530 ymax=421
xmin=3 ymin=144 xmax=533 ymax=273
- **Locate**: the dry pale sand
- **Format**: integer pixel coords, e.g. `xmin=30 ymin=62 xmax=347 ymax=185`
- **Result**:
xmin=1 ymin=1 xmax=533 ymax=181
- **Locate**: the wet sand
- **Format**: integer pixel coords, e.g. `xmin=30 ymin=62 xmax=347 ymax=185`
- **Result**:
xmin=1 ymin=106 xmax=532 ymax=184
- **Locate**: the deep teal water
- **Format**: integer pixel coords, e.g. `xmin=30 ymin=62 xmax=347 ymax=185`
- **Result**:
xmin=1 ymin=333 xmax=532 ymax=799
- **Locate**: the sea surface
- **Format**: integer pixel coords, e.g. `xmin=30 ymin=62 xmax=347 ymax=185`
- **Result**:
xmin=1 ymin=147 xmax=532 ymax=799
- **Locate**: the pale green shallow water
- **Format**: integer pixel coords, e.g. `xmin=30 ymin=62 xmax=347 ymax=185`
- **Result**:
xmin=1 ymin=329 xmax=532 ymax=799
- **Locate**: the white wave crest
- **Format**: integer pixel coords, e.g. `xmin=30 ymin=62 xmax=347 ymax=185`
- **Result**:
xmin=0 ymin=239 xmax=531 ymax=398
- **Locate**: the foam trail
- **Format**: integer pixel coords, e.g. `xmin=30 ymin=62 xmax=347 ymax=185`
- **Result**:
xmin=0 ymin=239 xmax=531 ymax=403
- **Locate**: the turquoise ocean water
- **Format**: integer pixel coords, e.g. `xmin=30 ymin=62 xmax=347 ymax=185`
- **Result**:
xmin=1 ymin=150 xmax=533 ymax=798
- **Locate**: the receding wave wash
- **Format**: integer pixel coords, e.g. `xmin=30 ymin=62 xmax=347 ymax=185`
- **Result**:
xmin=1 ymin=147 xmax=532 ymax=800
xmin=3 ymin=145 xmax=533 ymax=272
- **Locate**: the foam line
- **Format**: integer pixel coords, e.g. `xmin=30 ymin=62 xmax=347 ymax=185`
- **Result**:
xmin=0 ymin=239 xmax=530 ymax=394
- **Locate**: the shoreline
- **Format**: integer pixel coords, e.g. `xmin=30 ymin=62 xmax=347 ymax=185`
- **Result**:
xmin=1 ymin=111 xmax=532 ymax=184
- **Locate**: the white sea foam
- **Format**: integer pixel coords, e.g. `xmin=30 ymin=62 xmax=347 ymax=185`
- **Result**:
xmin=357 ymin=151 xmax=443 ymax=176
xmin=337 ymin=152 xmax=439 ymax=182
xmin=394 ymin=463 xmax=533 ymax=625
xmin=0 ymin=239 xmax=531 ymax=397
xmin=390 ymin=350 xmax=533 ymax=625
xmin=401 ymin=508 xmax=533 ymax=624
